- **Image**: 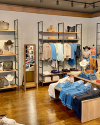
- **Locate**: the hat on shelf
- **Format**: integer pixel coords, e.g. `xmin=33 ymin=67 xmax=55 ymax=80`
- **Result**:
xmin=80 ymin=59 xmax=89 ymax=67
xmin=4 ymin=40 xmax=14 ymax=46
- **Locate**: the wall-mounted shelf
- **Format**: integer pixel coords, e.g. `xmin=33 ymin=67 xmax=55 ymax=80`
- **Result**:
xmin=39 ymin=39 xmax=81 ymax=41
xmin=0 ymin=69 xmax=17 ymax=73
xmin=40 ymin=80 xmax=58 ymax=84
xmin=39 ymin=31 xmax=81 ymax=34
xmin=0 ymin=84 xmax=17 ymax=90
xmin=0 ymin=30 xmax=16 ymax=32
xmin=0 ymin=54 xmax=17 ymax=56
xmin=40 ymin=72 xmax=67 ymax=77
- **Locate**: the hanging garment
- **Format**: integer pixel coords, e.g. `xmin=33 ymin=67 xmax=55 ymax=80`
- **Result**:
xmin=41 ymin=44 xmax=52 ymax=61
xmin=51 ymin=61 xmax=58 ymax=68
xmin=96 ymin=59 xmax=100 ymax=73
xmin=58 ymin=43 xmax=64 ymax=62
xmin=68 ymin=43 xmax=77 ymax=66
xmin=64 ymin=43 xmax=71 ymax=59
xmin=59 ymin=80 xmax=84 ymax=106
xmin=49 ymin=44 xmax=57 ymax=61
xmin=90 ymin=48 xmax=95 ymax=55
xmin=76 ymin=44 xmax=81 ymax=58
xmin=54 ymin=44 xmax=58 ymax=60
xmin=72 ymin=86 xmax=100 ymax=118
xmin=66 ymin=83 xmax=92 ymax=109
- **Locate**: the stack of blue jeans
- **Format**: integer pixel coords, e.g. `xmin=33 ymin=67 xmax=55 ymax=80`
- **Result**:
xmin=78 ymin=72 xmax=97 ymax=81
xmin=55 ymin=80 xmax=71 ymax=91
xmin=59 ymin=80 xmax=84 ymax=106
xmin=66 ymin=83 xmax=92 ymax=109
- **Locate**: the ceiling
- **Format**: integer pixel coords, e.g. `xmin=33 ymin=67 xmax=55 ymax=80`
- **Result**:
xmin=0 ymin=0 xmax=100 ymax=13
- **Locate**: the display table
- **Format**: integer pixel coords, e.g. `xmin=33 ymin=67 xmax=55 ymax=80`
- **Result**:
xmin=54 ymin=72 xmax=100 ymax=123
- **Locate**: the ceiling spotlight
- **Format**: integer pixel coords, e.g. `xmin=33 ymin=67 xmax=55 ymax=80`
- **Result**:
xmin=56 ymin=0 xmax=59 ymax=5
xmin=93 ymin=3 xmax=95 ymax=8
xmin=40 ymin=0 xmax=43 ymax=3
xmin=71 ymin=1 xmax=73 ymax=7
xmin=84 ymin=3 xmax=86 ymax=9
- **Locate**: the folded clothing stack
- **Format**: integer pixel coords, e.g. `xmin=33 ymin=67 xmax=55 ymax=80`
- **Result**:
xmin=52 ymin=76 xmax=59 ymax=81
xmin=62 ymin=69 xmax=70 ymax=72
xmin=78 ymin=72 xmax=97 ymax=81
xmin=51 ymin=70 xmax=60 ymax=74
xmin=70 ymin=68 xmax=78 ymax=71
xmin=44 ymin=77 xmax=51 ymax=82
xmin=72 ymin=86 xmax=100 ymax=118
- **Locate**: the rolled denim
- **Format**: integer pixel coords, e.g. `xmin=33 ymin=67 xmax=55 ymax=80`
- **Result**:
xmin=59 ymin=80 xmax=84 ymax=106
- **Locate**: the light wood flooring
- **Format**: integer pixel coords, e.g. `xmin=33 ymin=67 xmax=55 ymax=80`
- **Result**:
xmin=0 ymin=86 xmax=100 ymax=125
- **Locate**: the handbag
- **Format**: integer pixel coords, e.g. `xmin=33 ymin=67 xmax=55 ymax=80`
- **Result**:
xmin=67 ymin=26 xmax=76 ymax=32
xmin=0 ymin=77 xmax=4 ymax=88
xmin=3 ymin=61 xmax=13 ymax=71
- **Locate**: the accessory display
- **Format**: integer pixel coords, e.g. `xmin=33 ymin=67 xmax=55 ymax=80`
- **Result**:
xmin=0 ymin=77 xmax=4 ymax=88
xmin=47 ymin=25 xmax=55 ymax=32
xmin=3 ymin=61 xmax=13 ymax=71
xmin=67 ymin=26 xmax=75 ymax=32
xmin=5 ymin=74 xmax=14 ymax=87
xmin=0 ymin=21 xmax=9 ymax=30
xmin=4 ymin=40 xmax=14 ymax=55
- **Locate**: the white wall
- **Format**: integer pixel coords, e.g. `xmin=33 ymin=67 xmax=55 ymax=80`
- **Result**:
xmin=0 ymin=10 xmax=91 ymax=85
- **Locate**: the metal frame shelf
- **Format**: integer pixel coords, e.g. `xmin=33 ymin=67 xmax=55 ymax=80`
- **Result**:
xmin=38 ymin=21 xmax=82 ymax=87
xmin=0 ymin=19 xmax=19 ymax=91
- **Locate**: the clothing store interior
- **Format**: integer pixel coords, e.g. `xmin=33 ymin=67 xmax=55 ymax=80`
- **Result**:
xmin=1 ymin=0 xmax=100 ymax=125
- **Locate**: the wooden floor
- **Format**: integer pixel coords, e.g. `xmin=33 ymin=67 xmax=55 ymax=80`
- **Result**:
xmin=0 ymin=86 xmax=100 ymax=125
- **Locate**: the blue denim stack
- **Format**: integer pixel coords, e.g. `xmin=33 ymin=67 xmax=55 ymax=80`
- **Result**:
xmin=78 ymin=72 xmax=97 ymax=81
xmin=55 ymin=80 xmax=71 ymax=91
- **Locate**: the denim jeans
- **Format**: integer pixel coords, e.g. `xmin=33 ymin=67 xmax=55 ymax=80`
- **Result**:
xmin=59 ymin=80 xmax=84 ymax=106
xmin=66 ymin=83 xmax=92 ymax=109
xmin=55 ymin=80 xmax=71 ymax=91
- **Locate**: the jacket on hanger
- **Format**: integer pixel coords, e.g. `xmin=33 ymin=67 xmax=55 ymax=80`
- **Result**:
xmin=58 ymin=43 xmax=64 ymax=62
xmin=41 ymin=44 xmax=52 ymax=61
xmin=76 ymin=44 xmax=81 ymax=58
xmin=64 ymin=43 xmax=71 ymax=59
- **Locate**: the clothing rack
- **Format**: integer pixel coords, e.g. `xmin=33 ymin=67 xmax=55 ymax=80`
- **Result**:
xmin=38 ymin=21 xmax=82 ymax=87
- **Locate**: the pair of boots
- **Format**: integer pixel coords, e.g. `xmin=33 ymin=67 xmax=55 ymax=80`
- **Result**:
xmin=90 ymin=58 xmax=96 ymax=70
xmin=96 ymin=59 xmax=100 ymax=74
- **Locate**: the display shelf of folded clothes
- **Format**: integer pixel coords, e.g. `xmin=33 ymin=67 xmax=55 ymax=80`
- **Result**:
xmin=40 ymin=80 xmax=58 ymax=84
xmin=40 ymin=72 xmax=67 ymax=77
xmin=67 ymin=72 xmax=100 ymax=86
xmin=52 ymin=79 xmax=100 ymax=123
xmin=0 ymin=84 xmax=17 ymax=90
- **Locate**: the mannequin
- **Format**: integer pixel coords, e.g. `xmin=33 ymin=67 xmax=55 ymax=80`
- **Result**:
xmin=82 ymin=46 xmax=91 ymax=60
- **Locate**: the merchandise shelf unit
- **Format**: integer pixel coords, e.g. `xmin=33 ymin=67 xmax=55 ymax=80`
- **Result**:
xmin=38 ymin=21 xmax=82 ymax=87
xmin=0 ymin=19 xmax=19 ymax=91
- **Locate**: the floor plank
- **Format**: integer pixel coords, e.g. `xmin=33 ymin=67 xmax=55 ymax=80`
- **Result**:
xmin=0 ymin=86 xmax=100 ymax=125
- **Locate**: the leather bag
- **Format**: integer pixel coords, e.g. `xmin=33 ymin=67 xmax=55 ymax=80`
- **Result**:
xmin=0 ymin=77 xmax=4 ymax=88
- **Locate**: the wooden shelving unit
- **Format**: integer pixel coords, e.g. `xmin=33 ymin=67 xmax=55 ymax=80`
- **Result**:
xmin=0 ymin=30 xmax=16 ymax=32
xmin=0 ymin=84 xmax=17 ymax=90
xmin=39 ymin=39 xmax=81 ymax=41
xmin=0 ymin=69 xmax=17 ymax=73
xmin=40 ymin=72 xmax=67 ymax=77
xmin=0 ymin=54 xmax=17 ymax=56
xmin=39 ymin=31 xmax=81 ymax=34
xmin=40 ymin=80 xmax=58 ymax=84
xmin=0 ymin=19 xmax=19 ymax=91
xmin=38 ymin=21 xmax=82 ymax=87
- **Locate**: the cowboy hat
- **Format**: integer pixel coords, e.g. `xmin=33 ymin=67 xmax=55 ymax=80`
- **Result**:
xmin=4 ymin=40 xmax=14 ymax=46
xmin=80 ymin=59 xmax=89 ymax=67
